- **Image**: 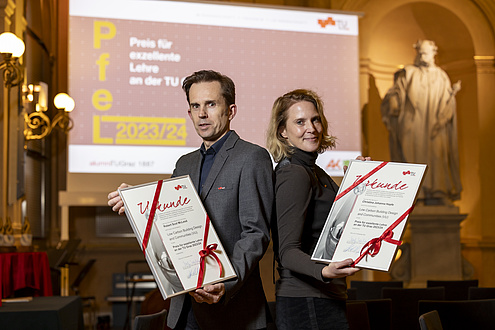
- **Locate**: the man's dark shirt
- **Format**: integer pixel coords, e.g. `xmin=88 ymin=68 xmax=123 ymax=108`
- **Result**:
xmin=198 ymin=130 xmax=232 ymax=194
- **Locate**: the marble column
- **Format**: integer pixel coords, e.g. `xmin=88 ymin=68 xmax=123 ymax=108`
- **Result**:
xmin=406 ymin=205 xmax=467 ymax=287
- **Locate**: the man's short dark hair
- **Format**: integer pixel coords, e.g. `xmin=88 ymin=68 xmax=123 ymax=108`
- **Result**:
xmin=182 ymin=70 xmax=235 ymax=106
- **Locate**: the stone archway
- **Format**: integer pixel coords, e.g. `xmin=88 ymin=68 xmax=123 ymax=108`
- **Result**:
xmin=343 ymin=0 xmax=495 ymax=284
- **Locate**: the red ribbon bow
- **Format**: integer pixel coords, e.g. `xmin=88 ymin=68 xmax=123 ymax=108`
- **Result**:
xmin=351 ymin=205 xmax=414 ymax=267
xmin=196 ymin=215 xmax=223 ymax=289
xmin=199 ymin=244 xmax=219 ymax=258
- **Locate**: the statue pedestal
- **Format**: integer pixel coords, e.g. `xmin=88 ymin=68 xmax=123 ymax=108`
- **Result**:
xmin=407 ymin=205 xmax=467 ymax=287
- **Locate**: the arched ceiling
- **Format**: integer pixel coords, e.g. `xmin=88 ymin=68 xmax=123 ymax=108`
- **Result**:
xmin=368 ymin=2 xmax=474 ymax=67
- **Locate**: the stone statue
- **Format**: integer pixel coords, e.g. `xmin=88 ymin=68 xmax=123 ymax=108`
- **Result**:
xmin=381 ymin=40 xmax=462 ymax=205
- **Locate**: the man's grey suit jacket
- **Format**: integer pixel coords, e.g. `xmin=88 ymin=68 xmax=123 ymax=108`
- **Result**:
xmin=167 ymin=131 xmax=274 ymax=330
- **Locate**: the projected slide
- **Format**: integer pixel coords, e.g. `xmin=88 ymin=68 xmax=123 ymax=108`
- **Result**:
xmin=68 ymin=0 xmax=361 ymax=175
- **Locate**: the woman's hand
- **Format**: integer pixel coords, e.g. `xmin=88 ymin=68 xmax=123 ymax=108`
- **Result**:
xmin=344 ymin=156 xmax=372 ymax=173
xmin=321 ymin=258 xmax=360 ymax=279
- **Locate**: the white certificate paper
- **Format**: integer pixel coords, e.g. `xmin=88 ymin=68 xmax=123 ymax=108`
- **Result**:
xmin=312 ymin=161 xmax=427 ymax=271
xmin=119 ymin=175 xmax=236 ymax=299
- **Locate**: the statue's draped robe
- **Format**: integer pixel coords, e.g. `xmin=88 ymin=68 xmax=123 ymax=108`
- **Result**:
xmin=381 ymin=65 xmax=462 ymax=201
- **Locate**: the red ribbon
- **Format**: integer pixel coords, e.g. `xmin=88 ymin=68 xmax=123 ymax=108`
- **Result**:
xmin=142 ymin=180 xmax=163 ymax=255
xmin=335 ymin=161 xmax=388 ymax=201
xmin=196 ymin=215 xmax=223 ymax=289
xmin=351 ymin=205 xmax=415 ymax=267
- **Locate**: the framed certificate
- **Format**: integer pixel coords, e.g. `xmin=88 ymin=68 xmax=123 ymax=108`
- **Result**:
xmin=311 ymin=161 xmax=427 ymax=271
xmin=119 ymin=175 xmax=237 ymax=299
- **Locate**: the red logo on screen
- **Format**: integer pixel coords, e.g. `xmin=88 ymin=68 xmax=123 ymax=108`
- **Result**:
xmin=318 ymin=16 xmax=350 ymax=31
xmin=318 ymin=17 xmax=336 ymax=28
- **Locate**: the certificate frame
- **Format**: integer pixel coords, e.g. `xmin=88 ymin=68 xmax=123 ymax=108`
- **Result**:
xmin=119 ymin=175 xmax=237 ymax=299
xmin=311 ymin=160 xmax=427 ymax=271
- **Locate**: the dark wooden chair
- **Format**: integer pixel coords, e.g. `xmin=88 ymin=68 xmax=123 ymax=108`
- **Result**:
xmin=362 ymin=298 xmax=393 ymax=330
xmin=347 ymin=287 xmax=358 ymax=300
xmin=347 ymin=297 xmax=393 ymax=330
xmin=419 ymin=299 xmax=495 ymax=330
xmin=350 ymin=280 xmax=403 ymax=300
xmin=468 ymin=287 xmax=495 ymax=300
xmin=419 ymin=310 xmax=443 ymax=330
xmin=133 ymin=309 xmax=167 ymax=330
xmin=347 ymin=301 xmax=371 ymax=330
xmin=426 ymin=279 xmax=478 ymax=300
xmin=382 ymin=287 xmax=445 ymax=330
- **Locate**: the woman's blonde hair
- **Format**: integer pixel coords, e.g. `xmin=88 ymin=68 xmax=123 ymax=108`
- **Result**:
xmin=266 ymin=89 xmax=336 ymax=162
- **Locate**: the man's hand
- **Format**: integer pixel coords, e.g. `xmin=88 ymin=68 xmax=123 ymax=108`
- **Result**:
xmin=107 ymin=183 xmax=130 ymax=215
xmin=321 ymin=258 xmax=360 ymax=279
xmin=189 ymin=283 xmax=225 ymax=304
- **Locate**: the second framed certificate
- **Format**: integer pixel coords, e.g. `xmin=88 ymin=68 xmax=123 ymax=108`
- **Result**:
xmin=311 ymin=161 xmax=427 ymax=272
xmin=119 ymin=175 xmax=237 ymax=299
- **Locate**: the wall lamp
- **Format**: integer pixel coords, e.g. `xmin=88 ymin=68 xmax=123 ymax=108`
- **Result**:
xmin=0 ymin=32 xmax=25 ymax=87
xmin=23 ymin=83 xmax=75 ymax=141
xmin=0 ymin=31 xmax=75 ymax=141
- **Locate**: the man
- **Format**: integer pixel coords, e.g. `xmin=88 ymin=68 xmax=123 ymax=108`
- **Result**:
xmin=381 ymin=40 xmax=462 ymax=205
xmin=108 ymin=70 xmax=274 ymax=329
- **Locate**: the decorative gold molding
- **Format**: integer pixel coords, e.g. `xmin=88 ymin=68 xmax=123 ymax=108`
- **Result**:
xmin=361 ymin=57 xmax=483 ymax=79
xmin=474 ymin=55 xmax=495 ymax=60
xmin=474 ymin=56 xmax=495 ymax=74
xmin=462 ymin=236 xmax=495 ymax=249
xmin=440 ymin=59 xmax=477 ymax=77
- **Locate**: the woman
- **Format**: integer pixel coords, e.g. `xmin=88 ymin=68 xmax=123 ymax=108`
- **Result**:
xmin=267 ymin=89 xmax=362 ymax=330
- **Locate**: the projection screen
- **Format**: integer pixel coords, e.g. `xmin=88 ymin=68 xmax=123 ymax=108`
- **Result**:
xmin=68 ymin=0 xmax=361 ymax=176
